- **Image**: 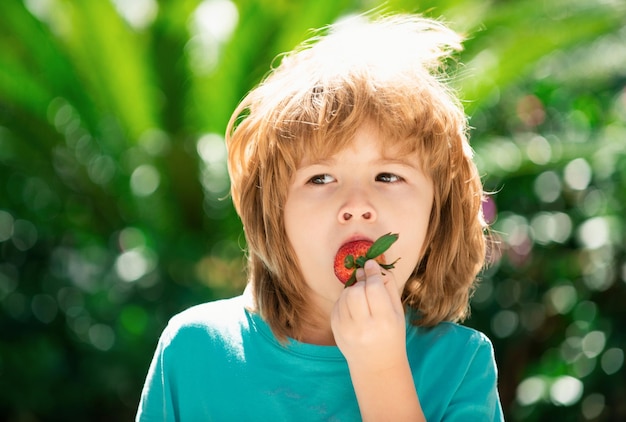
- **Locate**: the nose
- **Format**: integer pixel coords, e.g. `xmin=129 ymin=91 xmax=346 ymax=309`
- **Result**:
xmin=338 ymin=188 xmax=377 ymax=224
xmin=341 ymin=211 xmax=372 ymax=221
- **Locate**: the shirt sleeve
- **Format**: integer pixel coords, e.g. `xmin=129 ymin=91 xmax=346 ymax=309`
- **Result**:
xmin=135 ymin=326 xmax=176 ymax=422
xmin=444 ymin=332 xmax=505 ymax=421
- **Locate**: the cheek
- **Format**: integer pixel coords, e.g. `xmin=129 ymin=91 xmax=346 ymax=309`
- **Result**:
xmin=283 ymin=197 xmax=323 ymax=268
xmin=283 ymin=192 xmax=303 ymax=238
xmin=284 ymin=199 xmax=309 ymax=246
xmin=395 ymin=241 xmax=422 ymax=280
xmin=393 ymin=205 xmax=432 ymax=280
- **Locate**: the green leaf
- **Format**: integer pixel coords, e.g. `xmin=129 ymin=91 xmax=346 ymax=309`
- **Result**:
xmin=344 ymin=271 xmax=358 ymax=288
xmin=365 ymin=233 xmax=399 ymax=259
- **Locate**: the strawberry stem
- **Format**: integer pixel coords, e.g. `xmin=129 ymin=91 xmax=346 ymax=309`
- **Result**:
xmin=344 ymin=254 xmax=355 ymax=269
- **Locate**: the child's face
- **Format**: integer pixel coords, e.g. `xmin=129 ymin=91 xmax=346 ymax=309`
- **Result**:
xmin=284 ymin=122 xmax=434 ymax=314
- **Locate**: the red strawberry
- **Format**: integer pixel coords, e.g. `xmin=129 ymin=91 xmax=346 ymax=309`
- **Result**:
xmin=333 ymin=233 xmax=399 ymax=287
xmin=334 ymin=240 xmax=377 ymax=284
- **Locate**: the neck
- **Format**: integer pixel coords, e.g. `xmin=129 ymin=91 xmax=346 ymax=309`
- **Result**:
xmin=290 ymin=298 xmax=337 ymax=346
xmin=295 ymin=293 xmax=339 ymax=346
xmin=297 ymin=323 xmax=336 ymax=346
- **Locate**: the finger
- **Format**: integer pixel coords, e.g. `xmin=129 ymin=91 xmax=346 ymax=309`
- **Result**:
xmin=332 ymin=287 xmax=358 ymax=329
xmin=343 ymin=279 xmax=370 ymax=319
xmin=362 ymin=260 xmax=394 ymax=315
xmin=363 ymin=259 xmax=385 ymax=287
xmin=355 ymin=267 xmax=366 ymax=283
xmin=330 ymin=297 xmax=345 ymax=332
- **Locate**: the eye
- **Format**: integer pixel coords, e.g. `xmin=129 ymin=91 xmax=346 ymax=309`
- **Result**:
xmin=375 ymin=173 xmax=403 ymax=183
xmin=307 ymin=174 xmax=335 ymax=185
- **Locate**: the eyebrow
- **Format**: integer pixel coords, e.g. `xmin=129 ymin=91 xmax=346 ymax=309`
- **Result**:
xmin=377 ymin=157 xmax=420 ymax=168
xmin=298 ymin=156 xmax=419 ymax=170
xmin=297 ymin=157 xmax=337 ymax=168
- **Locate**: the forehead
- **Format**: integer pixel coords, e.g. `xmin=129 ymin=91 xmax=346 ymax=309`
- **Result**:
xmin=295 ymin=120 xmax=423 ymax=167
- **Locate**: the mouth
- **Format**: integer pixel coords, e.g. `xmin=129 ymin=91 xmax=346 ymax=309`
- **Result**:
xmin=333 ymin=232 xmax=400 ymax=286
xmin=333 ymin=238 xmax=376 ymax=285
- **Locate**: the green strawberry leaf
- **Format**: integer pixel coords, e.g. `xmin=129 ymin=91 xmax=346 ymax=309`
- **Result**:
xmin=365 ymin=232 xmax=399 ymax=259
xmin=380 ymin=257 xmax=400 ymax=270
xmin=344 ymin=271 xmax=358 ymax=287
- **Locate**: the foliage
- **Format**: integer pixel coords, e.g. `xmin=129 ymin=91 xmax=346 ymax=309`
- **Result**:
xmin=0 ymin=0 xmax=624 ymax=420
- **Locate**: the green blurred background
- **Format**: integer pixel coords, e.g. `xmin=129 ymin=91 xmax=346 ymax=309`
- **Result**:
xmin=1 ymin=0 xmax=625 ymax=420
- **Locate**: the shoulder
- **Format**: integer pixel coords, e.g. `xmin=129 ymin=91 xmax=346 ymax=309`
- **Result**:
xmin=168 ymin=295 xmax=247 ymax=326
xmin=426 ymin=322 xmax=493 ymax=348
xmin=407 ymin=322 xmax=503 ymax=419
xmin=408 ymin=321 xmax=497 ymax=368
xmin=159 ymin=295 xmax=249 ymax=349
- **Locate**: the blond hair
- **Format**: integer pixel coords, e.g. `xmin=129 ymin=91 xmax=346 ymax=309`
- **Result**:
xmin=226 ymin=14 xmax=486 ymax=340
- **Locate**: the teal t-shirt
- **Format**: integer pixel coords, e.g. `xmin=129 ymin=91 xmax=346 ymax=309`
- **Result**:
xmin=136 ymin=295 xmax=504 ymax=421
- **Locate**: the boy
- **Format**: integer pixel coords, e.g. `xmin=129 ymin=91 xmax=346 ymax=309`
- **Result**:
xmin=137 ymin=13 xmax=504 ymax=421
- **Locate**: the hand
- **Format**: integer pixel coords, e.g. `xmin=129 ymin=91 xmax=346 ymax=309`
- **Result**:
xmin=331 ymin=259 xmax=407 ymax=371
xmin=331 ymin=260 xmax=424 ymax=421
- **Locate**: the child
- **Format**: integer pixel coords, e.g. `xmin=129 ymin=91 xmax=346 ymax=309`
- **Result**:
xmin=137 ymin=13 xmax=504 ymax=421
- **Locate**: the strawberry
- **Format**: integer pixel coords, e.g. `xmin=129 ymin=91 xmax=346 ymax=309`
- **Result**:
xmin=333 ymin=233 xmax=400 ymax=287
